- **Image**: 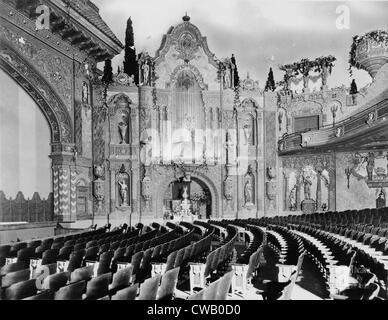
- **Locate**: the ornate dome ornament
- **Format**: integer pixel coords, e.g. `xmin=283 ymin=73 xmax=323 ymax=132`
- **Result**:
xmin=182 ymin=12 xmax=191 ymax=22
xmin=241 ymin=72 xmax=261 ymax=92
xmin=176 ymin=32 xmax=199 ymax=61
xmin=114 ymin=70 xmax=135 ymax=86
xmin=154 ymin=15 xmax=218 ymax=68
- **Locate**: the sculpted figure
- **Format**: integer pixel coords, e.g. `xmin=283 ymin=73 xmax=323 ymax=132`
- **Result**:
xmin=289 ymin=186 xmax=297 ymax=210
xmin=118 ymin=121 xmax=128 ymax=144
xmin=142 ymin=62 xmax=150 ymax=85
xmin=82 ymin=82 xmax=88 ymax=103
xmin=366 ymin=153 xmax=375 ymax=180
xmin=118 ymin=179 xmax=128 ymax=206
xmin=244 ymin=179 xmax=253 ymax=204
xmin=303 ymin=176 xmax=312 ymax=200
xmin=243 ymin=124 xmax=251 ymax=145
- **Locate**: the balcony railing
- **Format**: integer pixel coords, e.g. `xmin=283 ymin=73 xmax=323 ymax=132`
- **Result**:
xmin=278 ymin=98 xmax=388 ymax=154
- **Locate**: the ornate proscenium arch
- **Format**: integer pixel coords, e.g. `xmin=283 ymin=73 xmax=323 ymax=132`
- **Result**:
xmin=0 ymin=40 xmax=73 ymax=145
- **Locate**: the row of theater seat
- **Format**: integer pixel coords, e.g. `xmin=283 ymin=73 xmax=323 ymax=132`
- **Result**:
xmin=0 ymin=221 xmax=206 ymax=300
xmin=246 ymin=207 xmax=388 ymax=300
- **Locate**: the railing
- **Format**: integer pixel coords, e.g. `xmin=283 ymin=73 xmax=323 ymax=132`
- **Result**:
xmin=0 ymin=191 xmax=53 ymax=223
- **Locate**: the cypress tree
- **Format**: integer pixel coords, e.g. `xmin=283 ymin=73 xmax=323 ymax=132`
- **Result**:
xmin=264 ymin=67 xmax=276 ymax=92
xmin=231 ymin=54 xmax=240 ymax=87
xmin=350 ymin=79 xmax=358 ymax=94
xmin=123 ymin=17 xmax=139 ymax=84
xmin=102 ymin=59 xmax=113 ymax=85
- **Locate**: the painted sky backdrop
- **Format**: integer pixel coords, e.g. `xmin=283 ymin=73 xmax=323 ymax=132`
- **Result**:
xmin=94 ymin=0 xmax=388 ymax=89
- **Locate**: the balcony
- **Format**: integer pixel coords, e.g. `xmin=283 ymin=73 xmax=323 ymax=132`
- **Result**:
xmin=278 ymin=98 xmax=388 ymax=155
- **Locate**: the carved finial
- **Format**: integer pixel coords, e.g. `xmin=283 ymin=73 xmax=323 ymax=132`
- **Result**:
xmin=183 ymin=12 xmax=190 ymax=22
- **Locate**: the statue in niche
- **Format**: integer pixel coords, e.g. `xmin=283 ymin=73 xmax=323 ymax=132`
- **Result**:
xmin=82 ymin=82 xmax=88 ymax=103
xmin=243 ymin=124 xmax=251 ymax=145
xmin=142 ymin=62 xmax=150 ymax=86
xmin=223 ymin=67 xmax=232 ymax=89
xmin=366 ymin=152 xmax=375 ymax=180
xmin=289 ymin=185 xmax=297 ymax=211
xmin=118 ymin=178 xmax=128 ymax=206
xmin=244 ymin=179 xmax=253 ymax=205
xmin=118 ymin=114 xmax=128 ymax=144
xmin=303 ymin=175 xmax=313 ymax=200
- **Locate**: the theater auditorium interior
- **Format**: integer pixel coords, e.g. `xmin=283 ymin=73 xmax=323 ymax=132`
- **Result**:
xmin=0 ymin=0 xmax=388 ymax=301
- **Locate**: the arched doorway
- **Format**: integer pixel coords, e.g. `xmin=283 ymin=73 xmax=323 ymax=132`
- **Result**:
xmin=163 ymin=176 xmax=212 ymax=219
xmin=158 ymin=172 xmax=220 ymax=220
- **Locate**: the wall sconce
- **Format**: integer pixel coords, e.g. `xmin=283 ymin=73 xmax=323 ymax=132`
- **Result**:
xmin=345 ymin=167 xmax=351 ymax=189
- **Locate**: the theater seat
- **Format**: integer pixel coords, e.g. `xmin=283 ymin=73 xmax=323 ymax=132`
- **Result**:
xmin=23 ymin=290 xmax=55 ymax=300
xmin=111 ymin=283 xmax=138 ymax=300
xmin=137 ymin=274 xmax=161 ymax=300
xmin=157 ymin=267 xmax=180 ymax=300
xmin=83 ymin=273 xmax=112 ymax=300
xmin=54 ymin=280 xmax=86 ymax=300
xmin=5 ymin=279 xmax=37 ymax=300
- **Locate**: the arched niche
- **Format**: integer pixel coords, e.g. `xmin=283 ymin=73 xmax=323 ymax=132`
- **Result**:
xmin=107 ymin=93 xmax=133 ymax=145
xmin=116 ymin=165 xmax=130 ymax=208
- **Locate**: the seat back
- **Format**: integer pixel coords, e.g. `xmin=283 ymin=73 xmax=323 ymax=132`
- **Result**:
xmin=97 ymin=251 xmax=113 ymax=276
xmin=131 ymin=251 xmax=144 ymax=276
xmin=110 ymin=266 xmax=133 ymax=291
xmin=70 ymin=265 xmax=94 ymax=283
xmin=17 ymin=247 xmax=35 ymax=265
xmin=86 ymin=240 xmax=98 ymax=249
xmin=42 ymin=271 xmax=69 ymax=291
xmin=202 ymin=279 xmax=218 ymax=300
xmin=54 ymin=280 xmax=86 ymax=300
xmin=112 ymin=283 xmax=138 ymax=300
xmin=174 ymin=249 xmax=185 ymax=268
xmin=187 ymin=289 xmax=204 ymax=300
xmin=41 ymin=249 xmax=59 ymax=265
xmin=214 ymin=270 xmax=234 ymax=300
xmin=165 ymin=251 xmax=177 ymax=271
xmin=137 ymin=274 xmax=161 ymax=300
xmin=1 ymin=268 xmax=30 ymax=289
xmin=278 ymin=271 xmax=298 ymax=300
xmin=23 ymin=289 xmax=54 ymax=300
xmin=67 ymin=250 xmax=85 ymax=272
xmin=84 ymin=246 xmax=99 ymax=260
xmin=27 ymin=240 xmax=42 ymax=249
xmin=84 ymin=273 xmax=112 ymax=300
xmin=5 ymin=279 xmax=37 ymax=300
xmin=140 ymin=249 xmax=152 ymax=270
xmin=157 ymin=267 xmax=180 ymax=300
xmin=0 ymin=261 xmax=25 ymax=276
